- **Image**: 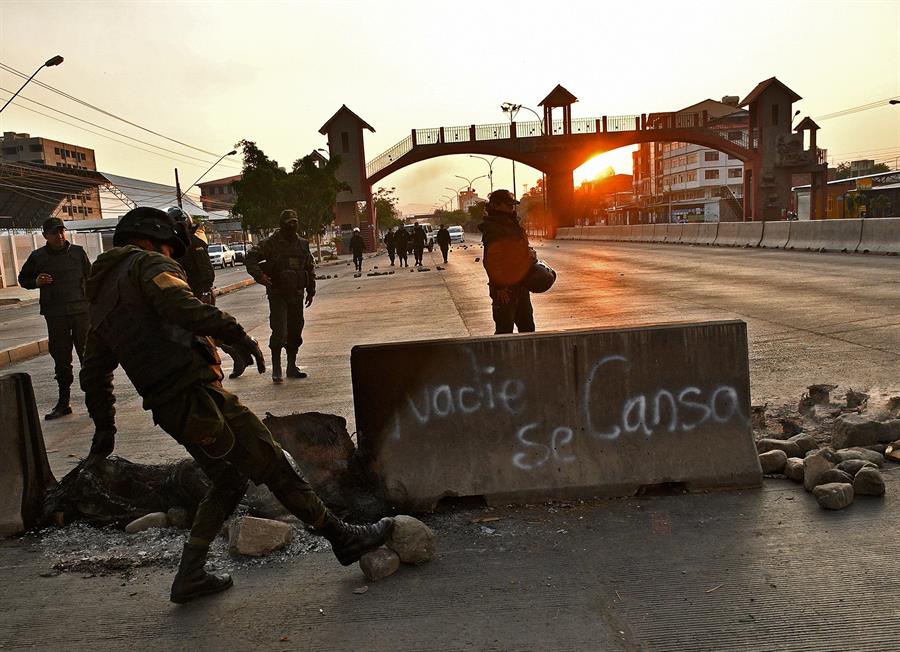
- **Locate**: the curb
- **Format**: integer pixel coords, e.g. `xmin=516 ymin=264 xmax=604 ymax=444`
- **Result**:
xmin=0 ymin=278 xmax=256 ymax=370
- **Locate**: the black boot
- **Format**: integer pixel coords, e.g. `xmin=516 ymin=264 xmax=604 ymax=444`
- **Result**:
xmin=220 ymin=344 xmax=248 ymax=379
xmin=170 ymin=543 xmax=233 ymax=604
xmin=316 ymin=511 xmax=395 ymax=566
xmin=285 ymin=349 xmax=307 ymax=379
xmin=271 ymin=348 xmax=284 ymax=384
xmin=45 ymin=386 xmax=72 ymax=421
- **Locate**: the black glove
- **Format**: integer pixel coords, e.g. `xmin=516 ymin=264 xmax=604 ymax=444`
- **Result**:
xmin=231 ymin=334 xmax=266 ymax=374
xmin=86 ymin=427 xmax=116 ymax=466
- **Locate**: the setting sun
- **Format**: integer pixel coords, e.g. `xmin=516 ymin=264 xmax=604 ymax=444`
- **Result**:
xmin=574 ymin=147 xmax=637 ymax=185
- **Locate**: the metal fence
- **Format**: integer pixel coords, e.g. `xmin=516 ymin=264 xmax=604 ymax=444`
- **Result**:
xmin=365 ymin=135 xmax=413 ymax=178
xmin=0 ymin=230 xmax=105 ymax=288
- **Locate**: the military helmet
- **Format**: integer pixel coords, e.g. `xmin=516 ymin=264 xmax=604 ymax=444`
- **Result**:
xmin=524 ymin=259 xmax=557 ymax=293
xmin=166 ymin=206 xmax=196 ymax=232
xmin=114 ymin=206 xmax=189 ymax=258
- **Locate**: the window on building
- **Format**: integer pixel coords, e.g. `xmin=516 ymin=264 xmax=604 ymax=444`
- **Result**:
xmin=80 ymin=152 xmax=86 ymax=161
xmin=728 ymin=168 xmax=742 ymax=178
xmin=54 ymin=147 xmax=60 ymax=155
xmin=88 ymin=208 xmax=93 ymax=214
xmin=771 ymin=104 xmax=779 ymax=125
xmin=2 ymin=147 xmax=17 ymax=155
xmin=341 ymin=132 xmax=350 ymax=153
xmin=705 ymin=151 xmax=719 ymax=161
xmin=686 ymin=153 xmax=698 ymax=165
xmin=705 ymin=169 xmax=720 ymax=180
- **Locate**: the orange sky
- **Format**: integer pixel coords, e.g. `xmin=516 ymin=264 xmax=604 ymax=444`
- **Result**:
xmin=1 ymin=0 xmax=898 ymax=215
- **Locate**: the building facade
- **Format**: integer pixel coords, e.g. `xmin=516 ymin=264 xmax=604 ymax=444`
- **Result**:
xmin=632 ymin=98 xmax=747 ymax=223
xmin=197 ymin=174 xmax=240 ymax=213
xmin=0 ymin=131 xmax=102 ymax=220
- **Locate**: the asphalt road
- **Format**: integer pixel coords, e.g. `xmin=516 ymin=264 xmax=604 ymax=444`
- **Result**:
xmin=2 ymin=241 xmax=899 ymax=650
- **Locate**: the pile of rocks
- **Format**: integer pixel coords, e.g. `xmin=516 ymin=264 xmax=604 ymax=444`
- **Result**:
xmin=124 ymin=506 xmax=191 ymax=534
xmin=755 ymin=385 xmax=897 ymax=510
xmin=359 ymin=515 xmax=436 ymax=582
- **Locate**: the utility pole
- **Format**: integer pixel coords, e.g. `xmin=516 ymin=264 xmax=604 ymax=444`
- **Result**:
xmin=174 ymin=168 xmax=184 ymax=209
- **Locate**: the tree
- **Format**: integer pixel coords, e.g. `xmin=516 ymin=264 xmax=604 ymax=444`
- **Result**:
xmin=231 ymin=140 xmax=287 ymax=233
xmin=284 ymin=154 xmax=348 ymax=238
xmin=366 ymin=187 xmax=403 ymax=230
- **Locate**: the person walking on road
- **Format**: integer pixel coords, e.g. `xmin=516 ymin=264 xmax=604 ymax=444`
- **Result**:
xmin=18 ymin=217 xmax=91 ymax=420
xmin=436 ymin=224 xmax=451 ymax=264
xmin=244 ymin=209 xmax=316 ymax=383
xmin=167 ymin=207 xmax=247 ymax=379
xmin=412 ymin=222 xmax=427 ymax=266
xmin=79 ymin=206 xmax=393 ymax=605
xmin=394 ymin=224 xmax=410 ymax=267
xmin=478 ymin=189 xmax=537 ymax=334
xmin=349 ymin=227 xmax=365 ymax=272
xmin=383 ymin=227 xmax=396 ymax=266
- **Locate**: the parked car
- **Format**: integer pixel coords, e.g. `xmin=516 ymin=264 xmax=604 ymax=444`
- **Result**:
xmin=447 ymin=225 xmax=465 ymax=244
xmin=404 ymin=223 xmax=435 ymax=251
xmin=208 ymin=243 xmax=236 ymax=268
xmin=231 ymin=244 xmax=247 ymax=262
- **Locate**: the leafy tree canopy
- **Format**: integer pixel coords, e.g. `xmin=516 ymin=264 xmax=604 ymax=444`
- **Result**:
xmin=834 ymin=161 xmax=890 ymax=180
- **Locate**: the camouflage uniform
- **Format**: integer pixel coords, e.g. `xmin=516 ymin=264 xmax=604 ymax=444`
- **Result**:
xmin=80 ymin=245 xmax=327 ymax=548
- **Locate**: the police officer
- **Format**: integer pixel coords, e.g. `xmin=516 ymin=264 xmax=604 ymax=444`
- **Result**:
xmin=349 ymin=227 xmax=365 ymax=272
xmin=412 ymin=221 xmax=427 ymax=266
xmin=394 ymin=224 xmax=410 ymax=267
xmin=18 ymin=217 xmax=91 ymax=419
xmin=436 ymin=224 xmax=451 ymax=264
xmin=167 ymin=207 xmax=247 ymax=379
xmin=79 ymin=206 xmax=393 ymax=604
xmin=244 ymin=210 xmax=316 ymax=383
xmin=383 ymin=227 xmax=396 ymax=266
xmin=478 ymin=189 xmax=537 ymax=334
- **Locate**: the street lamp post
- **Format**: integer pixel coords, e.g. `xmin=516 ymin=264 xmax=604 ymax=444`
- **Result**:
xmin=454 ymin=174 xmax=487 ymax=190
xmin=501 ymin=101 xmax=547 ymax=208
xmin=469 ymin=155 xmax=499 ymax=193
xmin=0 ymin=55 xmax=64 ymax=115
xmin=180 ymin=149 xmax=239 ymax=202
xmin=445 ymin=186 xmax=467 ymax=211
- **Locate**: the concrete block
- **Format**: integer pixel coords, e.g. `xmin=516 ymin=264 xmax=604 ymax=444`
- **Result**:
xmin=857 ymin=217 xmax=900 ymax=254
xmin=650 ymin=224 xmax=667 ymax=242
xmin=759 ymin=221 xmax=791 ymax=249
xmin=0 ymin=373 xmax=56 ymax=537
xmin=714 ymin=222 xmax=763 ymax=247
xmin=786 ymin=219 xmax=862 ymax=253
xmin=664 ymin=224 xmax=684 ymax=243
xmin=353 ymin=320 xmax=760 ymax=510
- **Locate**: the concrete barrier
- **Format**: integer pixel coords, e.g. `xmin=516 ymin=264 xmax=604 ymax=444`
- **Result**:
xmin=633 ymin=225 xmax=654 ymax=242
xmin=759 ymin=221 xmax=791 ymax=249
xmin=714 ymin=222 xmax=763 ymax=247
xmin=556 ymin=227 xmax=576 ymax=240
xmin=664 ymin=224 xmax=683 ymax=243
xmin=352 ymin=320 xmax=761 ymax=510
xmin=857 ymin=217 xmax=900 ymax=255
xmin=786 ymin=219 xmax=863 ymax=253
xmin=0 ymin=373 xmax=56 ymax=536
xmin=650 ymin=224 xmax=667 ymax=242
xmin=696 ymin=223 xmax=719 ymax=245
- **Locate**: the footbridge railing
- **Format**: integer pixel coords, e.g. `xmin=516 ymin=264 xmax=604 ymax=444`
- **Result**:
xmin=366 ymin=110 xmax=753 ymax=179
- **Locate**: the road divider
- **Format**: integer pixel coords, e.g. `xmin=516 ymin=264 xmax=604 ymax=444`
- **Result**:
xmin=786 ymin=218 xmax=863 ymax=253
xmin=352 ymin=320 xmax=761 ymax=511
xmin=857 ymin=217 xmax=900 ymax=254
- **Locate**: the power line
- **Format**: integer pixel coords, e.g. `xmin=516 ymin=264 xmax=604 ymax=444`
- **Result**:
xmin=0 ymin=60 xmax=233 ymax=159
xmin=0 ymin=88 xmax=242 ymax=171
xmin=814 ymin=97 xmax=900 ymax=121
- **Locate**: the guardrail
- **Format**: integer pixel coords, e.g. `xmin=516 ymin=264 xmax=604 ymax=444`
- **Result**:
xmin=556 ymin=218 xmax=900 ymax=255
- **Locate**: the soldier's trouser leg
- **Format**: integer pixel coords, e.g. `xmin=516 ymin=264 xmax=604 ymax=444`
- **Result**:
xmin=440 ymin=245 xmax=449 ymax=263
xmin=46 ymin=316 xmax=74 ymax=398
xmin=513 ymin=290 xmax=535 ymax=333
xmin=268 ymin=295 xmax=287 ymax=350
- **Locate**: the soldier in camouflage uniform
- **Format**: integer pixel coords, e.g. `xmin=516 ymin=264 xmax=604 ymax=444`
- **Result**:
xmin=243 ymin=209 xmax=316 ymax=383
xmin=80 ymin=207 xmax=393 ymax=604
xmin=167 ymin=207 xmax=247 ymax=378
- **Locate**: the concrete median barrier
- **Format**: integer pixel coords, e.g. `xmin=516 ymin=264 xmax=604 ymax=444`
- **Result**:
xmin=632 ymin=225 xmax=653 ymax=242
xmin=556 ymin=227 xmax=576 ymax=239
xmin=650 ymin=224 xmax=667 ymax=242
xmin=714 ymin=222 xmax=763 ymax=247
xmin=857 ymin=217 xmax=900 ymax=254
xmin=664 ymin=223 xmax=684 ymax=243
xmin=759 ymin=221 xmax=791 ymax=248
xmin=0 ymin=373 xmax=56 ymax=537
xmin=352 ymin=320 xmax=761 ymax=511
xmin=786 ymin=219 xmax=863 ymax=253
xmin=681 ymin=223 xmax=718 ymax=245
